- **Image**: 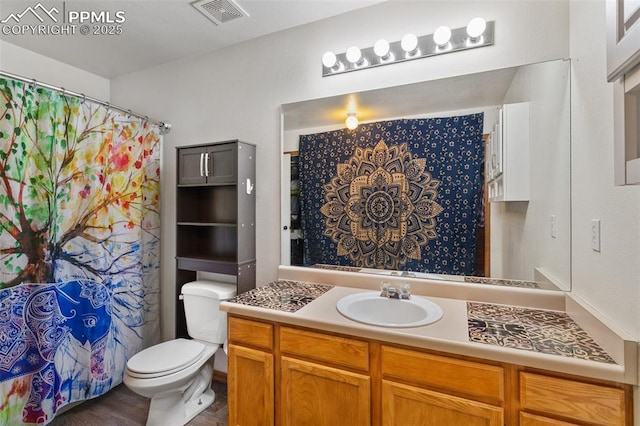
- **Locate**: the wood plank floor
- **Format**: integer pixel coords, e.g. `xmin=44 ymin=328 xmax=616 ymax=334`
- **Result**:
xmin=50 ymin=380 xmax=228 ymax=425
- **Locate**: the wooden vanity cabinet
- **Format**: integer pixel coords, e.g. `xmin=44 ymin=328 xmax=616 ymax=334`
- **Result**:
xmin=227 ymin=315 xmax=633 ymax=426
xmin=227 ymin=317 xmax=275 ymax=426
xmin=381 ymin=345 xmax=504 ymax=426
xmin=279 ymin=327 xmax=371 ymax=426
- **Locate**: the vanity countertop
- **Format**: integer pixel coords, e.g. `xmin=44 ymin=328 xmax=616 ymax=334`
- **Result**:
xmin=221 ymin=270 xmax=638 ymax=385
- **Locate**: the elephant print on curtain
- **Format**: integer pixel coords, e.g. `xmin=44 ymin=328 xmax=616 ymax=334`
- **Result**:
xmin=0 ymin=78 xmax=161 ymax=424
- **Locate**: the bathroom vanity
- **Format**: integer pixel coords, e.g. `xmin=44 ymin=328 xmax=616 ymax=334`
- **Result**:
xmin=221 ymin=268 xmax=637 ymax=425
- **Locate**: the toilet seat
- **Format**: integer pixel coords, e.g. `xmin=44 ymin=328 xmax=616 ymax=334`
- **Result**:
xmin=127 ymin=339 xmax=205 ymax=379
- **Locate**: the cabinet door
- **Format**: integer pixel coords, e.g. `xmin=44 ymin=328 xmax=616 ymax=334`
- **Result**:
xmin=206 ymin=143 xmax=237 ymax=184
xmin=228 ymin=344 xmax=274 ymax=426
xmin=520 ymin=412 xmax=580 ymax=426
xmin=495 ymin=110 xmax=503 ymax=176
xmin=178 ymin=146 xmax=207 ymax=185
xmin=280 ymin=357 xmax=370 ymax=426
xmin=381 ymin=380 xmax=503 ymax=426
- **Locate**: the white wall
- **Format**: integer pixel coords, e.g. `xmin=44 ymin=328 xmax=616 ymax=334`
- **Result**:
xmin=569 ymin=1 xmax=640 ymax=350
xmin=110 ymin=0 xmax=570 ymax=343
xmin=0 ymin=40 xmax=110 ymax=100
xmin=569 ymin=2 xmax=640 ymax=422
xmin=491 ymin=59 xmax=572 ymax=288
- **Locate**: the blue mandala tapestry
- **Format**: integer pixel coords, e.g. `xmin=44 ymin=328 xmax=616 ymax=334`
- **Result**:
xmin=299 ymin=114 xmax=484 ymax=275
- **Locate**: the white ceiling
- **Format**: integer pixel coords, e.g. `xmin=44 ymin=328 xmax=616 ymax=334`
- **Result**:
xmin=0 ymin=0 xmax=384 ymax=78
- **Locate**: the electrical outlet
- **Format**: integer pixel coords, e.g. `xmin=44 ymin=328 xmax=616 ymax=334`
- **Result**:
xmin=550 ymin=215 xmax=557 ymax=238
xmin=591 ymin=219 xmax=601 ymax=252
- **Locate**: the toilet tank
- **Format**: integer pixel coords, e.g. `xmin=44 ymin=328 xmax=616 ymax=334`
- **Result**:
xmin=181 ymin=280 xmax=237 ymax=344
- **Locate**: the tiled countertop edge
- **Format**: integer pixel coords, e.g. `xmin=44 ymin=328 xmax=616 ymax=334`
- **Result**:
xmin=564 ymin=292 xmax=638 ymax=384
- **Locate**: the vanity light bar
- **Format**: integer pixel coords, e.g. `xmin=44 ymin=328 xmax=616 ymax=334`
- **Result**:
xmin=321 ymin=20 xmax=494 ymax=77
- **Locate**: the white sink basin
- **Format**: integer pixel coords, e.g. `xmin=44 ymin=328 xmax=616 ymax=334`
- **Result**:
xmin=336 ymin=291 xmax=443 ymax=328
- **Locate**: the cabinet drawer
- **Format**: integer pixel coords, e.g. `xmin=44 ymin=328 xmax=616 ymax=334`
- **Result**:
xmin=520 ymin=372 xmax=627 ymax=426
xmin=228 ymin=317 xmax=273 ymax=350
xmin=279 ymin=327 xmax=369 ymax=372
xmin=381 ymin=346 xmax=504 ymax=402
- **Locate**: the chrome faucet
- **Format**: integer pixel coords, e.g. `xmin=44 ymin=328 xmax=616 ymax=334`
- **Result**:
xmin=380 ymin=282 xmax=411 ymax=299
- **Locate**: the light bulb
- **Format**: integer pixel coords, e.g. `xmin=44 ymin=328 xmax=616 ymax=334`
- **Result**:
xmin=401 ymin=33 xmax=419 ymax=53
xmin=322 ymin=51 xmax=337 ymax=68
xmin=374 ymin=39 xmax=390 ymax=58
xmin=346 ymin=46 xmax=362 ymax=64
xmin=345 ymin=113 xmax=358 ymax=130
xmin=433 ymin=26 xmax=451 ymax=47
xmin=466 ymin=17 xmax=486 ymax=39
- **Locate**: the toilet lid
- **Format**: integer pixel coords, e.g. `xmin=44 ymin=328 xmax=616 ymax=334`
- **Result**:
xmin=127 ymin=339 xmax=205 ymax=376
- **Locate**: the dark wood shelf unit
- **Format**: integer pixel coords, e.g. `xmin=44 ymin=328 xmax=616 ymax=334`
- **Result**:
xmin=177 ymin=222 xmax=237 ymax=227
xmin=175 ymin=140 xmax=256 ymax=338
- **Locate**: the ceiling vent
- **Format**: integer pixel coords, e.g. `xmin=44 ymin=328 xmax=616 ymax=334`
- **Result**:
xmin=191 ymin=0 xmax=249 ymax=25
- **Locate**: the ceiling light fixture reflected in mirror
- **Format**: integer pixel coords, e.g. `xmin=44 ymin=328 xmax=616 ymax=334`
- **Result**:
xmin=321 ymin=19 xmax=494 ymax=77
xmin=345 ymin=112 xmax=359 ymax=130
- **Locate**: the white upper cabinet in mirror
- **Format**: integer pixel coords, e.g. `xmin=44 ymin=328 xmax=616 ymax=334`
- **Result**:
xmin=280 ymin=59 xmax=571 ymax=291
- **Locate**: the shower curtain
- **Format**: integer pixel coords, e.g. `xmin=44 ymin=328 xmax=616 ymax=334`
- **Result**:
xmin=0 ymin=78 xmax=161 ymax=424
xmin=299 ymin=114 xmax=484 ymax=275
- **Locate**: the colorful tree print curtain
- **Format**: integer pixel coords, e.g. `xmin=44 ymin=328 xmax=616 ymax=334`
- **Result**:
xmin=0 ymin=78 xmax=161 ymax=424
xmin=299 ymin=114 xmax=484 ymax=275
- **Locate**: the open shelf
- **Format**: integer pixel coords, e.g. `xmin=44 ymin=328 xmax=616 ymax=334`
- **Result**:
xmin=175 ymin=141 xmax=256 ymax=338
xmin=177 ymin=185 xmax=238 ymax=223
xmin=176 ymin=225 xmax=237 ymax=260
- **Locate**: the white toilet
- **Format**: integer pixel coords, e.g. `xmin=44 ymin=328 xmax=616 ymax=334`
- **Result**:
xmin=124 ymin=280 xmax=236 ymax=426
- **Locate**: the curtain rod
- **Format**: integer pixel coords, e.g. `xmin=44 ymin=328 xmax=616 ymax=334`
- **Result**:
xmin=0 ymin=70 xmax=171 ymax=135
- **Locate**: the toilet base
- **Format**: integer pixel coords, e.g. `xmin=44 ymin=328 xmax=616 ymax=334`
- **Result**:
xmin=146 ymin=388 xmax=215 ymax=426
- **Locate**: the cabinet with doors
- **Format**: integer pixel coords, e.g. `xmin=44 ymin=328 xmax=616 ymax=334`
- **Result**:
xmin=486 ymin=102 xmax=530 ymax=202
xmin=227 ymin=317 xmax=274 ymax=426
xmin=381 ymin=345 xmax=504 ymax=425
xmin=175 ymin=140 xmax=256 ymax=337
xmin=178 ymin=143 xmax=238 ymax=185
xmin=279 ymin=326 xmax=371 ymax=426
xmin=227 ymin=315 xmax=633 ymax=426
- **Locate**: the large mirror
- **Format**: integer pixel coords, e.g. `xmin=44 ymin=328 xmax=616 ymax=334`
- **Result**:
xmin=280 ymin=59 xmax=571 ymax=291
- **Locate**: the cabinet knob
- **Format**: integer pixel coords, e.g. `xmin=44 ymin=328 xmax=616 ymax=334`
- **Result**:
xmin=283 ymin=226 xmax=288 ymax=230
